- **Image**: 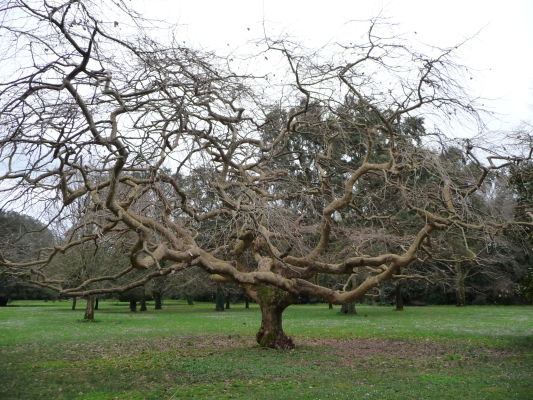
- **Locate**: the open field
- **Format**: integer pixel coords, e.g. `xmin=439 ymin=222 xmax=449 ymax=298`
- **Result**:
xmin=0 ymin=301 xmax=532 ymax=399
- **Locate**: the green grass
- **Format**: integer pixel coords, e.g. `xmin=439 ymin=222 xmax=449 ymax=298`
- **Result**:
xmin=1 ymin=301 xmax=532 ymax=399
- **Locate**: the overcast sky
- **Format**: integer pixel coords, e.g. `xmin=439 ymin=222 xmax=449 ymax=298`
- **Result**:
xmin=133 ymin=0 xmax=533 ymax=134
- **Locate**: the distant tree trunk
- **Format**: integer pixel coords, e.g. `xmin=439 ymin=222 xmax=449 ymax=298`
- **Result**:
xmin=225 ymin=295 xmax=231 ymax=309
xmin=379 ymin=285 xmax=387 ymax=305
xmin=328 ymin=302 xmax=333 ymax=309
xmin=84 ymin=296 xmax=95 ymax=320
xmin=340 ymin=274 xmax=357 ymax=314
xmin=456 ymin=264 xmax=466 ymax=307
xmin=140 ymin=298 xmax=147 ymax=312
xmin=0 ymin=296 xmax=8 ymax=307
xmin=340 ymin=302 xmax=356 ymax=314
xmin=395 ymin=268 xmax=404 ymax=311
xmin=129 ymin=299 xmax=137 ymax=312
xmin=71 ymin=297 xmax=77 ymax=310
xmin=154 ymin=292 xmax=162 ymax=310
xmin=215 ymin=285 xmax=225 ymax=311
xmin=186 ymin=295 xmax=194 ymax=305
xmin=395 ymin=282 xmax=404 ymax=311
xmin=244 ymin=297 xmax=249 ymax=309
xmin=246 ymin=285 xmax=295 ymax=349
xmin=94 ymin=298 xmax=99 ymax=310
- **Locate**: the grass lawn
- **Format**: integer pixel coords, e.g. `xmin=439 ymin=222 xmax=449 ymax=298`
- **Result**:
xmin=0 ymin=300 xmax=532 ymax=399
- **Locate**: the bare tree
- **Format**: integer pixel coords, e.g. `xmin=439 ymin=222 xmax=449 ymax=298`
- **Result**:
xmin=0 ymin=1 xmax=531 ymax=349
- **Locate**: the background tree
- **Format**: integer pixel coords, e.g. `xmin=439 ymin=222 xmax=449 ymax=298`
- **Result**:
xmin=0 ymin=211 xmax=56 ymax=305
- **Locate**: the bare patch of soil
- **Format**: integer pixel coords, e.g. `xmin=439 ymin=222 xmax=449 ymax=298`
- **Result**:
xmin=295 ymin=338 xmax=514 ymax=366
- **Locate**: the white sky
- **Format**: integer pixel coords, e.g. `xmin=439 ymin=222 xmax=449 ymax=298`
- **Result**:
xmin=134 ymin=0 xmax=533 ymax=134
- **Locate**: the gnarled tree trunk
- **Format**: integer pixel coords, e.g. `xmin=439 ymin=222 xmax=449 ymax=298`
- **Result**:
xmin=71 ymin=296 xmax=77 ymax=310
xmin=129 ymin=299 xmax=137 ymax=312
xmin=247 ymin=285 xmax=295 ymax=350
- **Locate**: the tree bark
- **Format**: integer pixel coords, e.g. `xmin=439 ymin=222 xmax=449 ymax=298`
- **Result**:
xmin=94 ymin=298 xmax=99 ymax=310
xmin=215 ymin=284 xmax=225 ymax=311
xmin=225 ymin=296 xmax=231 ymax=309
xmin=328 ymin=302 xmax=333 ymax=309
xmin=154 ymin=292 xmax=162 ymax=310
xmin=186 ymin=294 xmax=194 ymax=305
xmin=244 ymin=297 xmax=249 ymax=309
xmin=250 ymin=286 xmax=295 ymax=350
xmin=129 ymin=299 xmax=137 ymax=312
xmin=84 ymin=295 xmax=95 ymax=320
xmin=71 ymin=296 xmax=77 ymax=311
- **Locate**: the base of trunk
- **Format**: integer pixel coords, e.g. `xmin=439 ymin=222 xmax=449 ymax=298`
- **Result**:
xmin=256 ymin=327 xmax=294 ymax=350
